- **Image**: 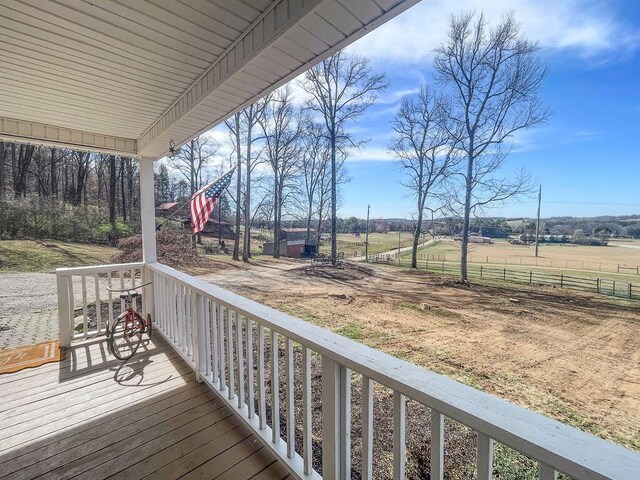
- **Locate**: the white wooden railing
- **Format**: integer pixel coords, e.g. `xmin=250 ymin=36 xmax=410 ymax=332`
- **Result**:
xmin=57 ymin=261 xmax=640 ymax=479
xmin=56 ymin=262 xmax=146 ymax=346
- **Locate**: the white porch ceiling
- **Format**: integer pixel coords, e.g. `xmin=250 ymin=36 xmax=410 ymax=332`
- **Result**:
xmin=0 ymin=0 xmax=420 ymax=158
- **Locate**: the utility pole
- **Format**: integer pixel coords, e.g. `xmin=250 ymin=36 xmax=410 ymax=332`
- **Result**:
xmin=365 ymin=204 xmax=370 ymax=261
xmin=534 ymin=184 xmax=542 ymax=257
xmin=398 ymin=229 xmax=401 ymax=266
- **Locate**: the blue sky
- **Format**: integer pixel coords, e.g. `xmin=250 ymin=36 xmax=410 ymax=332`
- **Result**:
xmin=332 ymin=0 xmax=640 ymax=220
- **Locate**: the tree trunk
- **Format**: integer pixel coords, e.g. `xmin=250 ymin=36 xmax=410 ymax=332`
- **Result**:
xmin=273 ymin=175 xmax=280 ymax=258
xmin=0 ymin=142 xmax=5 ymax=200
xmin=120 ymin=157 xmax=127 ymax=222
xmin=411 ymin=206 xmax=423 ymax=269
xmin=50 ymin=148 xmax=57 ymax=197
xmin=460 ymin=152 xmax=474 ymax=282
xmin=305 ymin=208 xmax=312 ymax=245
xmin=242 ymin=119 xmax=252 ymax=262
xmin=233 ymin=114 xmax=241 ymax=261
xmin=330 ymin=129 xmax=337 ymax=265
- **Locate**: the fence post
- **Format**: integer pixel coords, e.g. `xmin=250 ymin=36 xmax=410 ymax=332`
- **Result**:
xmin=596 ymin=278 xmax=600 ymax=294
xmin=613 ymin=280 xmax=616 ymax=296
xmin=442 ymin=261 xmax=445 ymax=273
xmin=560 ymin=274 xmax=564 ymax=288
xmin=480 ymin=265 xmax=483 ymax=278
xmin=629 ymin=283 xmax=632 ymax=300
xmin=529 ymin=271 xmax=533 ymax=285
xmin=503 ymin=268 xmax=506 ymax=280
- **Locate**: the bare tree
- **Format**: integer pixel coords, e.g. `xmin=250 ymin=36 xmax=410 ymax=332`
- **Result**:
xmin=434 ymin=11 xmax=548 ymax=282
xmin=259 ymin=86 xmax=303 ymax=258
xmin=391 ymin=86 xmax=459 ymax=268
xmin=300 ymin=122 xmax=329 ymax=244
xmin=225 ymin=112 xmax=243 ymax=260
xmin=240 ymin=96 xmax=269 ymax=261
xmin=300 ymin=51 xmax=387 ymax=265
xmin=170 ymin=135 xmax=220 ymax=197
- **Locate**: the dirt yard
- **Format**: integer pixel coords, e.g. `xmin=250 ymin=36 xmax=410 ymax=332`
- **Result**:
xmin=197 ymin=257 xmax=640 ymax=455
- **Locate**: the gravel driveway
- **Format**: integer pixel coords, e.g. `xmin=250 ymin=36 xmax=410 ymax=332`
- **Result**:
xmin=0 ymin=272 xmax=60 ymax=349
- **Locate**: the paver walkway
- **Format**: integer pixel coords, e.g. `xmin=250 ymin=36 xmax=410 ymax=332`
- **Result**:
xmin=0 ymin=273 xmax=59 ymax=349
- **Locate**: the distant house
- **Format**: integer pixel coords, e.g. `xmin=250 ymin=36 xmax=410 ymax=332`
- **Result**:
xmin=156 ymin=202 xmax=181 ymax=217
xmin=279 ymin=227 xmax=317 ymax=245
xmin=455 ymin=235 xmax=491 ymax=243
xmin=263 ymin=239 xmax=317 ymax=258
xmin=469 ymin=236 xmax=491 ymax=244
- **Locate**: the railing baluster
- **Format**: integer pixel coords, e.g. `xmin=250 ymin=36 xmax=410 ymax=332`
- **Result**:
xmin=539 ymin=463 xmax=556 ymax=480
xmin=285 ymin=337 xmax=294 ymax=458
xmin=302 ymin=345 xmax=312 ymax=474
xmin=81 ymin=275 xmax=88 ymax=336
xmin=362 ymin=376 xmax=374 ymax=480
xmin=211 ymin=301 xmax=219 ymax=384
xmin=258 ymin=324 xmax=266 ymax=430
xmin=477 ymin=433 xmax=494 ymax=480
xmin=119 ymin=270 xmax=125 ymax=313
xmin=67 ymin=276 xmax=74 ymax=340
xmin=170 ymin=280 xmax=176 ymax=341
xmin=430 ymin=409 xmax=444 ymax=480
xmin=177 ymin=285 xmax=185 ymax=349
xmin=271 ymin=329 xmax=280 ymax=444
xmin=236 ymin=314 xmax=245 ymax=408
xmin=203 ymin=298 xmax=212 ymax=377
xmin=227 ymin=308 xmax=235 ymax=400
xmin=107 ymin=271 xmax=113 ymax=333
xmin=393 ymin=391 xmax=406 ymax=480
xmin=94 ymin=274 xmax=101 ymax=333
xmin=321 ymin=357 xmax=351 ymax=478
xmin=246 ymin=317 xmax=255 ymax=418
xmin=218 ymin=303 xmax=226 ymax=392
xmin=130 ymin=267 xmax=136 ymax=311
xmin=187 ymin=288 xmax=194 ymax=358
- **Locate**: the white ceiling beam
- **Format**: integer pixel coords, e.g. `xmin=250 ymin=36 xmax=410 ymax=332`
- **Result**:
xmin=137 ymin=0 xmax=322 ymax=157
xmin=0 ymin=116 xmax=137 ymax=156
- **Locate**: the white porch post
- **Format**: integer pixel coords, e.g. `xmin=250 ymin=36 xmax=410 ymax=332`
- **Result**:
xmin=139 ymin=156 xmax=157 ymax=322
xmin=139 ymin=156 xmax=157 ymax=263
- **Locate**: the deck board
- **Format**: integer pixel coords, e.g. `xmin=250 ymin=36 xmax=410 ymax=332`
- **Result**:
xmin=0 ymin=335 xmax=285 ymax=480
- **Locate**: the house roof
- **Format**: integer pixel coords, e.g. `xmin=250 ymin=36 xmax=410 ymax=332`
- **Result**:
xmin=157 ymin=202 xmax=179 ymax=210
xmin=0 ymin=0 xmax=419 ymax=159
xmin=282 ymin=227 xmax=316 ymax=232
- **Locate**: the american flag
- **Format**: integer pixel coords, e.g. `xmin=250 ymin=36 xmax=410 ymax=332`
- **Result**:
xmin=190 ymin=166 xmax=235 ymax=235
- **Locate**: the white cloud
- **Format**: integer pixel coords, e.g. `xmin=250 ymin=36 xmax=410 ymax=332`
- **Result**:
xmin=346 ymin=0 xmax=639 ymax=64
xmin=346 ymin=146 xmax=395 ymax=162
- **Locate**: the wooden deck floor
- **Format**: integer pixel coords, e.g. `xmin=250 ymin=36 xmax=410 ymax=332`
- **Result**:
xmin=0 ymin=335 xmax=289 ymax=480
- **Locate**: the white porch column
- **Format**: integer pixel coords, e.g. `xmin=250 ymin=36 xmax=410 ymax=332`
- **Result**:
xmin=139 ymin=156 xmax=157 ymax=263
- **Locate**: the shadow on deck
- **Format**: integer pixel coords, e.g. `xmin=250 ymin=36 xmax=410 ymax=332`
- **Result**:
xmin=0 ymin=335 xmax=289 ymax=479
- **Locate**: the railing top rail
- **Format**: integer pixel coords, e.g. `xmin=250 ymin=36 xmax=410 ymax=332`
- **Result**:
xmin=148 ymin=261 xmax=640 ymax=480
xmin=56 ymin=262 xmax=145 ymax=276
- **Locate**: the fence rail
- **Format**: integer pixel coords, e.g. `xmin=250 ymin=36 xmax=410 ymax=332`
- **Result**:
xmin=416 ymin=253 xmax=640 ymax=275
xmin=144 ymin=261 xmax=639 ymax=480
xmin=372 ymin=258 xmax=640 ymax=301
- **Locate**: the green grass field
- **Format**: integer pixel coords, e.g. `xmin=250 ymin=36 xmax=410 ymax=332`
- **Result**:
xmin=408 ymin=239 xmax=640 ymax=281
xmin=319 ymin=231 xmax=416 ymax=257
xmin=0 ymin=240 xmax=119 ymax=273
